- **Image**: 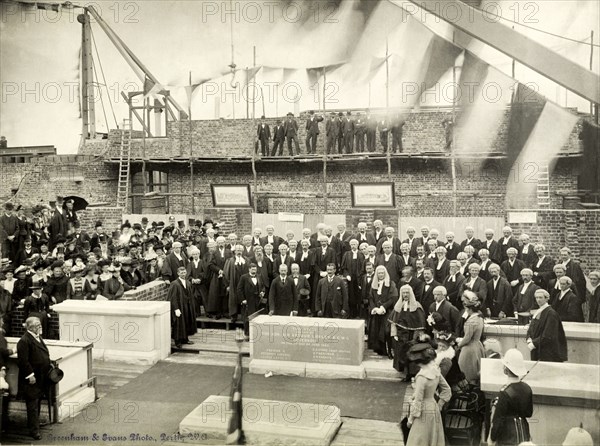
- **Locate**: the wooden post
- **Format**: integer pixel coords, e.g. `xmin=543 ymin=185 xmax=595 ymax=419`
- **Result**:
xmin=385 ymin=39 xmax=391 ymax=180
xmin=252 ymin=46 xmax=256 ymax=121
xmin=189 ymin=71 xmax=195 ymax=214
xmin=323 ymin=155 xmax=328 ymax=213
xmin=142 ymin=99 xmax=147 ymax=195
xmin=591 ymin=30 xmax=595 ymax=117
xmin=451 ymin=34 xmax=458 ymax=216
xmin=79 ymin=11 xmax=96 ymax=139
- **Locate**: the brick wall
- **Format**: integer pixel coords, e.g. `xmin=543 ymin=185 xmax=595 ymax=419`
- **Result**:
xmin=79 ymin=106 xmax=584 ymax=160
xmin=507 ymin=209 xmax=600 ymax=274
xmin=0 ymin=156 xmax=118 ymax=208
xmin=202 ymin=208 xmax=253 ymax=236
xmin=119 ymin=280 xmax=169 ymax=302
xmin=78 ymin=207 xmax=124 ymax=233
xmin=10 ymin=307 xmax=59 ymax=339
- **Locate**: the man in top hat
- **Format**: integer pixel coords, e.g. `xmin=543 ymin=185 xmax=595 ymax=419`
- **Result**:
xmin=48 ymin=196 xmax=68 ymax=250
xmin=0 ymin=202 xmax=19 ymax=262
xmin=284 ymin=112 xmax=300 ymax=156
xmin=270 ymin=119 xmax=285 ymax=156
xmin=17 ymin=316 xmax=52 ymax=440
xmin=63 ymin=198 xmax=78 ymax=228
xmin=305 ymin=110 xmax=324 ymax=155
xmin=256 ymin=115 xmax=271 ymax=157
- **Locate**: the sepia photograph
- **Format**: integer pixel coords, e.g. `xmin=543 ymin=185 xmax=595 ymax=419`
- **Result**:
xmin=0 ymin=0 xmax=599 ymax=445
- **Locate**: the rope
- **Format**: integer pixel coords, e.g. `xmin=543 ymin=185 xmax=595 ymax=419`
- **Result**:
xmin=91 ymin=56 xmax=110 ymax=133
xmin=90 ymin=26 xmax=119 ymax=129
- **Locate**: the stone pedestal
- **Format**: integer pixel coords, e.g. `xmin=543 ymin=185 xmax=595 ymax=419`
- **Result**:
xmin=179 ymin=395 xmax=341 ymax=445
xmin=484 ymin=320 xmax=600 ymax=365
xmin=5 ymin=338 xmax=95 ymax=421
xmin=481 ymin=358 xmax=600 ymax=445
xmin=53 ymin=300 xmax=171 ymax=365
xmin=249 ymin=316 xmax=365 ymax=379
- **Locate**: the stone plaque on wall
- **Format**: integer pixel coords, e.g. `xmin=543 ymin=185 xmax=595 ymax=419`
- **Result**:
xmin=250 ymin=316 xmax=364 ymax=366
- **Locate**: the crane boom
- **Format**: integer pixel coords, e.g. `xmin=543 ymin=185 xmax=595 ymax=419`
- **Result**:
xmin=395 ymin=0 xmax=600 ymax=104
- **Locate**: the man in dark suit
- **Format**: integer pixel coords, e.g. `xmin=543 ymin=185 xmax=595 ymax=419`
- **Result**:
xmin=477 ymin=248 xmax=497 ymax=283
xmin=417 ymin=226 xmax=430 ymax=251
xmin=360 ymin=262 xmax=375 ymax=323
xmin=444 ymin=231 xmax=461 ymax=261
xmin=421 ymin=268 xmax=440 ymax=312
xmin=460 ymin=226 xmax=481 ymax=259
xmin=325 ymin=112 xmax=339 ymax=155
xmin=501 ymin=247 xmax=526 ymax=295
xmin=378 ymin=118 xmax=388 ymax=152
xmin=271 ymin=119 xmax=285 ymax=156
xmin=353 ymin=222 xmax=376 ymax=246
xmin=15 ymin=236 xmax=39 ymax=267
xmin=482 ymin=229 xmax=502 ymax=264
xmin=443 ymin=260 xmax=465 ymax=309
xmin=485 ymin=263 xmax=513 ymax=318
xmin=498 ymin=226 xmax=520 ymax=263
xmin=336 ymin=112 xmax=344 ymax=153
xmin=354 ymin=112 xmax=365 ymax=152
xmin=342 ymin=111 xmax=354 ymax=154
xmin=390 ymin=114 xmax=405 ymax=153
xmin=268 ymin=264 xmax=298 ymax=316
xmin=312 ymin=236 xmax=337 ymax=306
xmin=428 ymin=286 xmax=460 ymax=333
xmin=17 ymin=316 xmax=52 ymax=440
xmin=375 ymin=241 xmax=402 ymax=286
xmin=274 ymin=244 xmax=294 ymax=274
xmin=459 ymin=263 xmax=488 ymax=305
xmin=237 ymin=263 xmax=265 ymax=334
xmin=513 ymin=269 xmax=540 ymax=322
xmin=398 ymin=266 xmax=425 ymax=304
xmin=161 ymin=241 xmax=189 ymax=282
xmin=284 ymin=112 xmax=300 ymax=156
xmin=376 ymin=227 xmax=402 ymax=255
xmin=365 ymin=109 xmax=377 ymax=152
xmin=532 ymin=244 xmax=555 ymax=290
xmin=341 ymin=239 xmax=365 ymax=319
xmin=550 ymin=276 xmax=584 ymax=322
xmin=402 ymin=226 xmax=420 ymax=258
xmin=559 ymin=247 xmax=586 ymax=304
xmin=290 ymin=263 xmax=311 ymax=316
xmin=372 ymin=220 xmax=385 ymax=246
xmin=432 ymin=246 xmax=451 ymax=283
xmin=0 ymin=202 xmax=19 ymax=262
xmin=305 ymin=110 xmax=323 ymax=154
xmin=518 ymin=233 xmax=537 ymax=268
xmin=336 ymin=223 xmax=353 ymax=260
xmin=398 ymin=243 xmax=416 ymax=272
xmin=48 ymin=197 xmax=68 ymax=251
xmin=316 ymin=263 xmax=349 ymax=318
xmin=256 ymin=115 xmax=271 ymax=157
xmin=260 ymin=225 xmax=284 ymax=253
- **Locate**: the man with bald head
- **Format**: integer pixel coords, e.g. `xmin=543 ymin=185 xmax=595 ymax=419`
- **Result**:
xmin=498 ymin=226 xmax=520 ymax=263
xmin=376 ymin=226 xmax=401 ymax=255
xmin=17 ymin=316 xmax=51 ymax=440
xmin=459 ymin=225 xmax=480 ymax=252
xmin=375 ymin=240 xmax=402 ymax=286
xmin=260 ymin=225 xmax=283 ymax=252
xmin=444 ymin=231 xmax=461 ymax=261
xmin=372 ymin=220 xmax=384 ymax=245
xmin=402 ymin=226 xmax=419 ymax=258
xmin=483 ymin=228 xmax=502 ymax=264
xmin=353 ymin=222 xmax=376 ymax=246
xmin=518 ymin=233 xmax=536 ymax=268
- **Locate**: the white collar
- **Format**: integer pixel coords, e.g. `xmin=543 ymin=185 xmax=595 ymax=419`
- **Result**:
xmin=533 ymin=302 xmax=549 ymax=319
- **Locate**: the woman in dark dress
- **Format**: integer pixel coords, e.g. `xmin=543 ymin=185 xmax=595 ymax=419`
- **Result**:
xmin=489 ymin=348 xmax=533 ymax=445
xmin=367 ymin=266 xmax=398 ymax=357
xmin=390 ymin=284 xmax=426 ymax=377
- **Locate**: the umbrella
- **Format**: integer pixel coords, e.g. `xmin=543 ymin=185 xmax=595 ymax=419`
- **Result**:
xmin=63 ymin=196 xmax=89 ymax=212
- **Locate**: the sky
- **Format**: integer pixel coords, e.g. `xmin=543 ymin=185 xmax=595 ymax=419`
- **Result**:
xmin=1 ymin=0 xmax=598 ymax=153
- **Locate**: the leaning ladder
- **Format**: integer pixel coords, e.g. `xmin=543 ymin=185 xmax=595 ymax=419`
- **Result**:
xmin=116 ymin=119 xmax=132 ymax=209
xmin=537 ymin=163 xmax=551 ymax=208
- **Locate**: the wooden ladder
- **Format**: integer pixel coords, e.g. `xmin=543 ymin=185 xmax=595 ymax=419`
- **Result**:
xmin=116 ymin=119 xmax=132 ymax=209
xmin=537 ymin=163 xmax=551 ymax=208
